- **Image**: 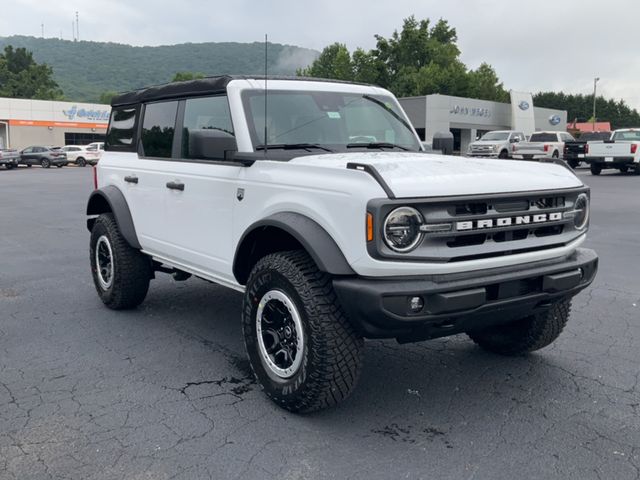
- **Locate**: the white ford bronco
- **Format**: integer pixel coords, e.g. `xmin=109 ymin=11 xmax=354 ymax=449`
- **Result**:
xmin=86 ymin=76 xmax=598 ymax=412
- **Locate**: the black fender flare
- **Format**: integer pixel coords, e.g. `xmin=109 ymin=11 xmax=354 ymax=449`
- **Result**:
xmin=86 ymin=185 xmax=141 ymax=249
xmin=233 ymin=212 xmax=355 ymax=283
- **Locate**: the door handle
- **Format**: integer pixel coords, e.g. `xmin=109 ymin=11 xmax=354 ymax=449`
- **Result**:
xmin=166 ymin=181 xmax=185 ymax=191
xmin=124 ymin=175 xmax=138 ymax=184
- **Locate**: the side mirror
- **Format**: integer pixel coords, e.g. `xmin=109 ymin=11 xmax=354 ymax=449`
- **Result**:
xmin=187 ymin=128 xmax=237 ymax=161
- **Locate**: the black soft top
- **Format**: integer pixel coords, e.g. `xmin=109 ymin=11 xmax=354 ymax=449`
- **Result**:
xmin=111 ymin=75 xmax=368 ymax=107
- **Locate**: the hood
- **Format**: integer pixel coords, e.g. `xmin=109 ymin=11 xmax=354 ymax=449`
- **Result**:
xmin=287 ymin=152 xmax=583 ymax=198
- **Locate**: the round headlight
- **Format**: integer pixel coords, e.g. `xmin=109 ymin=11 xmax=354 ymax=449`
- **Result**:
xmin=383 ymin=207 xmax=424 ymax=252
xmin=573 ymin=193 xmax=589 ymax=230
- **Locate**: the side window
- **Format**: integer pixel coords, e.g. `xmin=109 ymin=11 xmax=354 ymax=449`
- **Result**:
xmin=106 ymin=107 xmax=138 ymax=151
xmin=141 ymin=101 xmax=178 ymax=158
xmin=23 ymin=147 xmax=32 ymax=153
xmin=182 ymin=96 xmax=234 ymax=160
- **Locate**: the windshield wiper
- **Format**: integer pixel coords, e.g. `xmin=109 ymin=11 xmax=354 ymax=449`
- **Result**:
xmin=346 ymin=142 xmax=410 ymax=151
xmin=255 ymin=143 xmax=333 ymax=152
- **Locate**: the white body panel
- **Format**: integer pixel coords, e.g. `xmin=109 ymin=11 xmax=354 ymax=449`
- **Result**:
xmin=96 ymin=79 xmax=587 ymax=290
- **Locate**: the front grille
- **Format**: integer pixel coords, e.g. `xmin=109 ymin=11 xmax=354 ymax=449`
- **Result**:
xmin=371 ymin=189 xmax=587 ymax=262
xmin=470 ymin=145 xmax=494 ymax=154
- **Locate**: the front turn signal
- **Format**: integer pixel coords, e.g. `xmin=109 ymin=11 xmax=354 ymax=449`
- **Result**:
xmin=366 ymin=213 xmax=374 ymax=242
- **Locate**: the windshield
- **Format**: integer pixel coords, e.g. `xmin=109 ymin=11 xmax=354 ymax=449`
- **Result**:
xmin=480 ymin=132 xmax=509 ymax=141
xmin=241 ymin=90 xmax=421 ymax=152
xmin=612 ymin=130 xmax=640 ymax=141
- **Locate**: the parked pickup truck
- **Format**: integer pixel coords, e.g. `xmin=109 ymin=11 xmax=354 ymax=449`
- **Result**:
xmin=563 ymin=131 xmax=611 ymax=169
xmin=467 ymin=130 xmax=525 ymax=159
xmin=584 ymin=129 xmax=640 ymax=175
xmin=512 ymin=131 xmax=575 ymax=161
xmin=0 ymin=149 xmax=20 ymax=169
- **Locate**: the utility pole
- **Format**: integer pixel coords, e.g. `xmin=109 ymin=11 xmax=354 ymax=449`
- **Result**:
xmin=592 ymin=77 xmax=600 ymax=131
xmin=76 ymin=11 xmax=79 ymax=41
xmin=41 ymin=23 xmax=44 ymax=38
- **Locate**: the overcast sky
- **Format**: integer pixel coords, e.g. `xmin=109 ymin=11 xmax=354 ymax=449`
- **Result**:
xmin=3 ymin=0 xmax=639 ymax=110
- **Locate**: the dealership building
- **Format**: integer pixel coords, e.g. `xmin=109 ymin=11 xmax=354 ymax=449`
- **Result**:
xmin=0 ymin=97 xmax=110 ymax=150
xmin=399 ymin=93 xmax=567 ymax=153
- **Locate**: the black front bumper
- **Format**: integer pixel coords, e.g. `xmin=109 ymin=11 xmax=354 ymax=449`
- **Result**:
xmin=333 ymin=248 xmax=598 ymax=342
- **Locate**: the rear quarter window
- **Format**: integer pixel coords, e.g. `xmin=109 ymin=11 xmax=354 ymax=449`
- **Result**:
xmin=106 ymin=107 xmax=139 ymax=152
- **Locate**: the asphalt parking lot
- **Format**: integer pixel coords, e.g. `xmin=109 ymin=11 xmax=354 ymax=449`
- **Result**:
xmin=1 ymin=165 xmax=639 ymax=480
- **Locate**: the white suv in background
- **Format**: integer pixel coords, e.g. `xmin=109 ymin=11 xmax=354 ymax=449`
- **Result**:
xmin=86 ymin=76 xmax=598 ymax=413
xmin=60 ymin=145 xmax=101 ymax=167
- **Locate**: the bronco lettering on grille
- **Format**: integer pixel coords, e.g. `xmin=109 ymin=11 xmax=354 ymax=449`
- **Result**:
xmin=456 ymin=212 xmax=562 ymax=231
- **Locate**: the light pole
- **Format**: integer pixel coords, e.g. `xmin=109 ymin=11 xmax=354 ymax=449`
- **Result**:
xmin=592 ymin=77 xmax=600 ymax=131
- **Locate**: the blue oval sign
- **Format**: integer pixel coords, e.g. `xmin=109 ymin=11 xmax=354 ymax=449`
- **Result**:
xmin=518 ymin=101 xmax=530 ymax=111
xmin=549 ymin=114 xmax=562 ymax=126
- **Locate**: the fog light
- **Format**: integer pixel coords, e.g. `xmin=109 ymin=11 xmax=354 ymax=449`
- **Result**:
xmin=409 ymin=296 xmax=424 ymax=313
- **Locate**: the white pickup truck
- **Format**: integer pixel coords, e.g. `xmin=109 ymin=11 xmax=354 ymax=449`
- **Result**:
xmin=584 ymin=128 xmax=640 ymax=175
xmin=512 ymin=131 xmax=575 ymax=161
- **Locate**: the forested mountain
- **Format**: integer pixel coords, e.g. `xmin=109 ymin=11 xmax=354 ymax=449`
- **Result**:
xmin=0 ymin=36 xmax=319 ymax=103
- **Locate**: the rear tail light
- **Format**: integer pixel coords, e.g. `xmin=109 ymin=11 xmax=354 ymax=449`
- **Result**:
xmin=631 ymin=144 xmax=638 ymax=154
xmin=512 ymin=145 xmax=516 ymax=152
xmin=544 ymin=145 xmax=550 ymax=152
xmin=585 ymin=144 xmax=589 ymax=154
xmin=92 ymin=166 xmax=98 ymax=190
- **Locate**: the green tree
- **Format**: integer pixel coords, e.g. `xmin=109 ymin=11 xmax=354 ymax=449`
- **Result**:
xmin=98 ymin=91 xmax=117 ymax=104
xmin=298 ymin=16 xmax=507 ymax=103
xmin=172 ymin=71 xmax=205 ymax=82
xmin=297 ymin=43 xmax=354 ymax=81
xmin=0 ymin=45 xmax=62 ymax=99
xmin=466 ymin=63 xmax=509 ymax=102
xmin=534 ymin=91 xmax=640 ymax=130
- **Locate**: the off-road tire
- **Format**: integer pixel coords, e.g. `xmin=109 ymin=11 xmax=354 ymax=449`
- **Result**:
xmin=552 ymin=150 xmax=559 ymax=159
xmin=467 ymin=299 xmax=572 ymax=356
xmin=90 ymin=213 xmax=151 ymax=309
xmin=41 ymin=158 xmax=51 ymax=168
xmin=590 ymin=164 xmax=602 ymax=175
xmin=242 ymin=250 xmax=364 ymax=413
xmin=498 ymin=150 xmax=509 ymax=159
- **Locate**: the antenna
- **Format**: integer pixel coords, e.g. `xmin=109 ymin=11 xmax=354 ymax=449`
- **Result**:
xmin=264 ymin=34 xmax=268 ymax=157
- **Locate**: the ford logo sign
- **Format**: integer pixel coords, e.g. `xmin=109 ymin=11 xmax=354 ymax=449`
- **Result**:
xmin=549 ymin=114 xmax=561 ymax=126
xmin=518 ymin=101 xmax=530 ymax=111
